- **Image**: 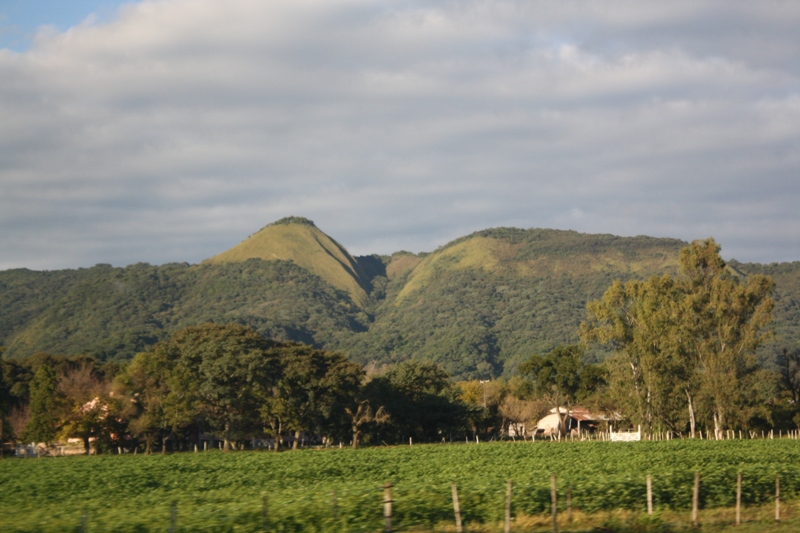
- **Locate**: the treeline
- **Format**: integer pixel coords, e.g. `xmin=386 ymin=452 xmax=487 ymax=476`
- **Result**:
xmin=4 ymin=239 xmax=800 ymax=453
xmin=0 ymin=324 xmax=471 ymax=454
xmin=2 ymin=226 xmax=799 ymax=381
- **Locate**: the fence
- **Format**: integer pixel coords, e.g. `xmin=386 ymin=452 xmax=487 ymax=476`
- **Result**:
xmin=68 ymin=470 xmax=789 ymax=532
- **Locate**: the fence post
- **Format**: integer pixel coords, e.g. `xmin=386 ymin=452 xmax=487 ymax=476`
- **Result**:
xmin=169 ymin=502 xmax=177 ymax=533
xmin=551 ymin=474 xmax=558 ymax=533
xmin=383 ymin=483 xmax=393 ymax=533
xmin=775 ymin=475 xmax=781 ymax=522
xmin=692 ymin=471 xmax=700 ymax=528
xmin=505 ymin=479 xmax=512 ymax=533
xmin=262 ymin=495 xmax=268 ymax=532
xmin=646 ymin=474 xmax=653 ymax=515
xmin=451 ymin=483 xmax=463 ymax=533
xmin=566 ymin=486 xmax=572 ymax=523
xmin=736 ymin=472 xmax=741 ymax=526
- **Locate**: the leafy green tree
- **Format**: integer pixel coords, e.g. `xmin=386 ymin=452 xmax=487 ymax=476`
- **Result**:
xmin=519 ymin=345 xmax=605 ymax=435
xmin=582 ymin=239 xmax=774 ymax=437
xmin=21 ymin=365 xmax=61 ymax=445
xmin=117 ymin=344 xmax=182 ymax=454
xmin=0 ymin=357 xmax=31 ymax=448
xmin=679 ymin=239 xmax=774 ymax=437
xmin=272 ymin=345 xmax=363 ymax=449
xmin=581 ymin=275 xmax=691 ymax=433
xmin=367 ymin=361 xmax=468 ymax=443
xmin=173 ymin=324 xmax=281 ymax=451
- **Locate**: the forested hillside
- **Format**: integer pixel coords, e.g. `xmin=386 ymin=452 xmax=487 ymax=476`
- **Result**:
xmin=1 ymin=219 xmax=798 ymax=379
xmin=0 ymin=260 xmax=364 ymax=361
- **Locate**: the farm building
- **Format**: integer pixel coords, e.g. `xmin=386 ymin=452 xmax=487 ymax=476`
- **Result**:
xmin=533 ymin=407 xmax=622 ymax=436
xmin=506 ymin=406 xmax=608 ymax=438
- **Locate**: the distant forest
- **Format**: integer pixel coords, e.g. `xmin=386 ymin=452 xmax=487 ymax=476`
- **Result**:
xmin=1 ymin=224 xmax=799 ymax=380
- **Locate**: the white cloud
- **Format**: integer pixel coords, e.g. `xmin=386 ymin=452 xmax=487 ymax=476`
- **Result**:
xmin=1 ymin=0 xmax=799 ymax=270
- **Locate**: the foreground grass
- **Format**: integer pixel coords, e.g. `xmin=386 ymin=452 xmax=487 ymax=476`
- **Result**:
xmin=0 ymin=439 xmax=798 ymax=532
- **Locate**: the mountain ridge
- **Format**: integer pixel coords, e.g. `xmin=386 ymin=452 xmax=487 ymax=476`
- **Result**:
xmin=1 ymin=217 xmax=798 ymax=379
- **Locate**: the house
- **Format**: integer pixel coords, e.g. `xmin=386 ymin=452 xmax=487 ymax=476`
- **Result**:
xmin=535 ymin=407 xmax=611 ymax=436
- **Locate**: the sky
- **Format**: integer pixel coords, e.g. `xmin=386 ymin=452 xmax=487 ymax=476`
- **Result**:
xmin=1 ymin=0 xmax=799 ymax=270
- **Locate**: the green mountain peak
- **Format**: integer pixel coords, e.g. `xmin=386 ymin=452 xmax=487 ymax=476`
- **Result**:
xmin=205 ymin=217 xmax=369 ymax=307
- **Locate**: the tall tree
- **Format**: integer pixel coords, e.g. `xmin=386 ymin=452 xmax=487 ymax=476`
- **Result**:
xmin=582 ymin=239 xmax=774 ymax=437
xmin=581 ymin=276 xmax=692 ymax=433
xmin=368 ymin=361 xmax=468 ymax=443
xmin=116 ymin=342 xmax=187 ymax=454
xmin=21 ymin=365 xmax=61 ymax=445
xmin=679 ymin=239 xmax=774 ymax=437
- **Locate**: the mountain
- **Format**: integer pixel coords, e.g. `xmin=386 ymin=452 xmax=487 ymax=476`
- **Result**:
xmin=205 ymin=217 xmax=371 ymax=307
xmin=339 ymin=228 xmax=689 ymax=378
xmin=1 ymin=219 xmax=798 ymax=379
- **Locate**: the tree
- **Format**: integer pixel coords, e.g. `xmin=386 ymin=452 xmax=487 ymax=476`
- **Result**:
xmin=679 ymin=239 xmax=774 ymax=437
xmin=121 ymin=323 xmax=280 ymax=453
xmin=21 ymin=365 xmax=61 ymax=445
xmin=58 ymin=364 xmax=111 ymax=454
xmin=369 ymin=361 xmax=468 ymax=443
xmin=118 ymin=339 xmax=194 ymax=454
xmin=171 ymin=324 xmax=281 ymax=452
xmin=269 ymin=344 xmax=363 ymax=450
xmin=519 ymin=345 xmax=604 ymax=436
xmin=345 ymin=400 xmax=388 ymax=448
xmin=0 ymin=358 xmax=30 ymax=449
xmin=498 ymin=396 xmax=547 ymax=439
xmin=581 ymin=275 xmax=692 ymax=433
xmin=582 ymin=238 xmax=774 ymax=437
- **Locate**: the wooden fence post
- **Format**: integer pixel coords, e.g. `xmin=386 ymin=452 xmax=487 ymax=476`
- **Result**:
xmin=566 ymin=486 xmax=572 ymax=523
xmin=451 ymin=483 xmax=463 ymax=533
xmin=262 ymin=495 xmax=268 ymax=532
xmin=505 ymin=479 xmax=512 ymax=533
xmin=775 ymin=475 xmax=780 ymax=522
xmin=736 ymin=472 xmax=741 ymax=526
xmin=551 ymin=474 xmax=558 ymax=533
xmin=169 ymin=502 xmax=177 ymax=533
xmin=383 ymin=483 xmax=393 ymax=533
xmin=692 ymin=472 xmax=700 ymax=528
xmin=646 ymin=474 xmax=653 ymax=515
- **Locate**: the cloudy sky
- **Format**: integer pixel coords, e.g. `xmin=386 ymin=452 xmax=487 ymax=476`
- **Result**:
xmin=2 ymin=0 xmax=799 ymax=270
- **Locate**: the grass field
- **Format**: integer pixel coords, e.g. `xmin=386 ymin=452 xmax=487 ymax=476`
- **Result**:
xmin=1 ymin=439 xmax=799 ymax=532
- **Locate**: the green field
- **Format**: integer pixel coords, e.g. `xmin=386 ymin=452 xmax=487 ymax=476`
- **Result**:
xmin=1 ymin=440 xmax=799 ymax=532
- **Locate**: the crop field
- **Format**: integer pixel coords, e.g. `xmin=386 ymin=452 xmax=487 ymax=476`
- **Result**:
xmin=1 ymin=440 xmax=800 ymax=532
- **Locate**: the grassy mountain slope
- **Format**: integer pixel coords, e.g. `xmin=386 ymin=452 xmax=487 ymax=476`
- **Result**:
xmin=339 ymin=228 xmax=687 ymax=378
xmin=1 ymin=221 xmax=798 ymax=379
xmin=205 ymin=217 xmax=370 ymax=307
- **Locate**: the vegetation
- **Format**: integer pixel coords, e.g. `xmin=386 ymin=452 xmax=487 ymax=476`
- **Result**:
xmin=0 ymin=259 xmax=363 ymax=361
xmin=205 ymin=217 xmax=371 ymax=306
xmin=1 ymin=219 xmax=798 ymax=382
xmin=2 ymin=222 xmax=800 ymax=533
xmin=1 ymin=440 xmax=800 ymax=532
xmin=0 ymin=325 xmax=470 ymax=452
xmin=581 ymin=239 xmax=775 ymax=437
